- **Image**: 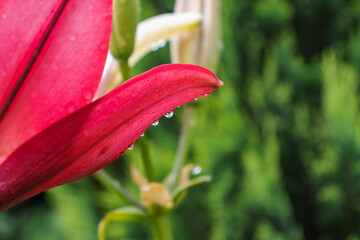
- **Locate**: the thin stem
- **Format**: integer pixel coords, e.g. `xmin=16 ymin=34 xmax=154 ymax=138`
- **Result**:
xmin=119 ymin=58 xmax=130 ymax=81
xmin=138 ymin=135 xmax=156 ymax=182
xmin=93 ymin=169 xmax=148 ymax=213
xmin=167 ymin=105 xmax=193 ymax=191
xmin=97 ymin=214 xmax=110 ymax=240
xmin=150 ymin=214 xmax=173 ymax=240
xmin=118 ymin=59 xmax=155 ymax=182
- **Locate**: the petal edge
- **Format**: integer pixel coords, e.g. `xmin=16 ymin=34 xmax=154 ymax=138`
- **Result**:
xmin=0 ymin=64 xmax=222 ymax=211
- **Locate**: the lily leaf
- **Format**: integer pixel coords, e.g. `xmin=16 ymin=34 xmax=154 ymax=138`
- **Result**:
xmin=98 ymin=206 xmax=148 ymax=240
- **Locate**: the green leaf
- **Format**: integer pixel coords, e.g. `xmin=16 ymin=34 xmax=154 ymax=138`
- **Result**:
xmin=98 ymin=206 xmax=149 ymax=240
xmin=172 ymin=175 xmax=212 ymax=206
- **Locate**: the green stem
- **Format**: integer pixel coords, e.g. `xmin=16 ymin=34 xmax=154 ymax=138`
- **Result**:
xmin=97 ymin=214 xmax=110 ymax=240
xmin=119 ymin=58 xmax=130 ymax=81
xmin=118 ymin=59 xmax=155 ymax=182
xmin=167 ymin=106 xmax=193 ymax=191
xmin=138 ymin=135 xmax=155 ymax=181
xmin=150 ymin=214 xmax=173 ymax=240
xmin=93 ymin=170 xmax=148 ymax=213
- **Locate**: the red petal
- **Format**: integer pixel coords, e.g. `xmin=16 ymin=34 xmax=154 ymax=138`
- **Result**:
xmin=0 ymin=0 xmax=112 ymax=163
xmin=0 ymin=0 xmax=66 ymax=113
xmin=0 ymin=64 xmax=223 ymax=211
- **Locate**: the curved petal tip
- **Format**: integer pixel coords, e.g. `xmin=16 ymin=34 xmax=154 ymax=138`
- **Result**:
xmin=0 ymin=64 xmax=222 ymax=212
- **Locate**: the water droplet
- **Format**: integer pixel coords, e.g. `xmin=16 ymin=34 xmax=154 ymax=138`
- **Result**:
xmin=150 ymin=44 xmax=158 ymax=51
xmin=203 ymin=93 xmax=210 ymax=97
xmin=0 ymin=182 xmax=7 ymax=191
xmin=164 ymin=111 xmax=174 ymax=118
xmin=177 ymin=106 xmax=181 ymax=108
xmin=158 ymin=39 xmax=166 ymax=47
xmin=128 ymin=144 xmax=134 ymax=150
xmin=191 ymin=166 xmax=202 ymax=175
xmin=150 ymin=39 xmax=166 ymax=51
xmin=194 ymin=98 xmax=198 ymax=101
xmin=152 ymin=120 xmax=159 ymax=126
xmin=99 ymin=42 xmax=107 ymax=51
xmin=82 ymin=89 xmax=93 ymax=101
xmin=119 ymin=154 xmax=123 ymax=157
xmin=52 ymin=62 xmax=59 ymax=71
xmin=2 ymin=14 xmax=7 ymax=19
xmin=68 ymin=34 xmax=77 ymax=41
xmin=140 ymin=133 xmax=145 ymax=137
xmin=66 ymin=102 xmax=76 ymax=113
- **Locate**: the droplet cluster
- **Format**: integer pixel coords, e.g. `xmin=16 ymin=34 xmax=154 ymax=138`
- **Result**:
xmin=123 ymin=93 xmax=212 ymax=154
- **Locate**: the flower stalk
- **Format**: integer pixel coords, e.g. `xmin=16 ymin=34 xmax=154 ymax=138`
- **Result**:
xmin=118 ymin=59 xmax=131 ymax=82
xmin=119 ymin=58 xmax=172 ymax=239
xmin=150 ymin=214 xmax=174 ymax=240
xmin=137 ymin=135 xmax=156 ymax=182
xmin=93 ymin=170 xmax=147 ymax=213
xmin=167 ymin=105 xmax=193 ymax=190
xmin=118 ymin=59 xmax=156 ymax=182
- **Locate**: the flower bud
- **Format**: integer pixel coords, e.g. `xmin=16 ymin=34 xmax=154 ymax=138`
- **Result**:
xmin=130 ymin=164 xmax=173 ymax=210
xmin=140 ymin=183 xmax=174 ymax=209
xmin=110 ymin=0 xmax=140 ymax=60
xmin=171 ymin=0 xmax=202 ymax=65
xmin=171 ymin=0 xmax=222 ymax=72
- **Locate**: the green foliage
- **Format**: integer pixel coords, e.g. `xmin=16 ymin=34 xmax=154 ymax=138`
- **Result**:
xmin=47 ymin=179 xmax=98 ymax=240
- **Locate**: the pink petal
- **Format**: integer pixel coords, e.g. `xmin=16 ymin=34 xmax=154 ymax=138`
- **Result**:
xmin=0 ymin=0 xmax=65 ymax=114
xmin=0 ymin=64 xmax=223 ymax=211
xmin=0 ymin=0 xmax=112 ymax=163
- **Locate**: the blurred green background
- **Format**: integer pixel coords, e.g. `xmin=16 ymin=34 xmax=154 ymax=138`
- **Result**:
xmin=3 ymin=0 xmax=360 ymax=239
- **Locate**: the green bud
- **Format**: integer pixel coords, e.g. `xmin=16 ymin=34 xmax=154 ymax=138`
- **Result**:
xmin=110 ymin=0 xmax=140 ymax=60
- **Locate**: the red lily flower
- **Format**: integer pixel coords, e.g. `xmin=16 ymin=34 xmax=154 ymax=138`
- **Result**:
xmin=0 ymin=0 xmax=222 ymax=211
